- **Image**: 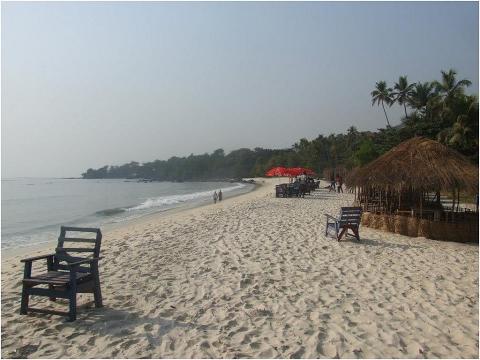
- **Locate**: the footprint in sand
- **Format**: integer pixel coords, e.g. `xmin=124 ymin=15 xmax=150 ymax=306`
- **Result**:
xmin=224 ymin=319 xmax=238 ymax=330
xmin=240 ymin=274 xmax=253 ymax=288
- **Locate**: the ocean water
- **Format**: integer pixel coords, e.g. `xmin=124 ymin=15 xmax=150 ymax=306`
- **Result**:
xmin=1 ymin=178 xmax=253 ymax=251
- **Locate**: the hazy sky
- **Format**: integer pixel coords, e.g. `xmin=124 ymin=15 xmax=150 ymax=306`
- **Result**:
xmin=2 ymin=1 xmax=478 ymax=177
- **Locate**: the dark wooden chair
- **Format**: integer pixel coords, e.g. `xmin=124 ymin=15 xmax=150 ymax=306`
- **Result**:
xmin=324 ymin=207 xmax=362 ymax=241
xmin=287 ymin=183 xmax=300 ymax=197
xmin=20 ymin=226 xmax=103 ymax=321
xmin=275 ymin=184 xmax=287 ymax=198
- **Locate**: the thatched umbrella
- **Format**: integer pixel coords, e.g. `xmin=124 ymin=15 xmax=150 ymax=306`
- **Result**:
xmin=349 ymin=137 xmax=478 ymax=193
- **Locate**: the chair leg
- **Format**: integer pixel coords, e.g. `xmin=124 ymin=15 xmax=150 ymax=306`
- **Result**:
xmin=68 ymin=271 xmax=77 ymax=321
xmin=68 ymin=290 xmax=77 ymax=322
xmin=93 ymin=277 xmax=103 ymax=308
xmin=20 ymin=286 xmax=29 ymax=315
xmin=21 ymin=261 xmax=32 ymax=315
xmin=337 ymin=228 xmax=347 ymax=241
xmin=353 ymin=227 xmax=361 ymax=241
xmin=48 ymin=285 xmax=57 ymax=301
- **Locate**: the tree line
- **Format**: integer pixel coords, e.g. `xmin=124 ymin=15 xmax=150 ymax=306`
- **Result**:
xmin=82 ymin=69 xmax=478 ymax=181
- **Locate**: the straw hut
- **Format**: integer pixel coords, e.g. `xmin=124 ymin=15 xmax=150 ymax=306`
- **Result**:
xmin=349 ymin=137 xmax=478 ymax=242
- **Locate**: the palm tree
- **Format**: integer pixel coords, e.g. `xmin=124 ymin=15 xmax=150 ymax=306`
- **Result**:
xmin=408 ymin=82 xmax=436 ymax=113
xmin=392 ymin=75 xmax=415 ymax=119
xmin=440 ymin=95 xmax=479 ymax=154
xmin=433 ymin=69 xmax=472 ymax=104
xmin=371 ymin=81 xmax=393 ymax=127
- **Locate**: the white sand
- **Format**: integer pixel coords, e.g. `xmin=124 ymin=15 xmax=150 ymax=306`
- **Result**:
xmin=1 ymin=178 xmax=478 ymax=358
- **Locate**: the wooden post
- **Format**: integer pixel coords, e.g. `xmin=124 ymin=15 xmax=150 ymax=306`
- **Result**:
xmin=366 ymin=187 xmax=369 ymax=212
xmin=452 ymin=189 xmax=456 ymax=223
xmin=379 ymin=190 xmax=382 ymax=214
xmin=386 ymin=190 xmax=389 ymax=214
xmin=419 ymin=191 xmax=423 ymax=219
xmin=436 ymin=190 xmax=441 ymax=208
xmin=457 ymin=189 xmax=460 ymax=212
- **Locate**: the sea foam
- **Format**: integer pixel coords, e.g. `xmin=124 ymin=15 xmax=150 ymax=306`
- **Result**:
xmin=127 ymin=183 xmax=245 ymax=211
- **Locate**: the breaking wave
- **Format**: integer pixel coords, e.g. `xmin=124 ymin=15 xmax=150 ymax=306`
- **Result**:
xmin=127 ymin=183 xmax=245 ymax=211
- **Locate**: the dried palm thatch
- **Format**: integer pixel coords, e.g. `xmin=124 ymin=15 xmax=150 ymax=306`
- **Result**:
xmin=361 ymin=212 xmax=478 ymax=242
xmin=349 ymin=137 xmax=478 ymax=193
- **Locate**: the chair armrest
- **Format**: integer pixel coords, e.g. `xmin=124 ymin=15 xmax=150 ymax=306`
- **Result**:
xmin=67 ymin=257 xmax=102 ymax=268
xmin=20 ymin=254 xmax=55 ymax=263
xmin=324 ymin=214 xmax=338 ymax=222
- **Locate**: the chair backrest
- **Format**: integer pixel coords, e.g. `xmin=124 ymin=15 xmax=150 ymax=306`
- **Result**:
xmin=339 ymin=207 xmax=362 ymax=226
xmin=54 ymin=226 xmax=102 ymax=272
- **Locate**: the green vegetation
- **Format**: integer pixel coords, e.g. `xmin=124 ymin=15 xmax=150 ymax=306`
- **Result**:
xmin=83 ymin=69 xmax=478 ymax=181
xmin=371 ymin=80 xmax=394 ymax=127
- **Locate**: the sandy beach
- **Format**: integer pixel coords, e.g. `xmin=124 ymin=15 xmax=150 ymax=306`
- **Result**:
xmin=1 ymin=178 xmax=478 ymax=358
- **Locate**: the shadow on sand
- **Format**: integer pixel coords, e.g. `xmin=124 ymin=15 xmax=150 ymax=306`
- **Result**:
xmin=328 ymin=235 xmax=425 ymax=250
xmin=58 ymin=305 xmax=195 ymax=339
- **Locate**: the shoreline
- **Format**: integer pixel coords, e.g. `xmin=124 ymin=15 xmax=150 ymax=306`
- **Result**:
xmin=1 ymin=179 xmax=265 ymax=261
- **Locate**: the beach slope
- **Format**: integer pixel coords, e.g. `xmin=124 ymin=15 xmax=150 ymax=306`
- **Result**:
xmin=1 ymin=178 xmax=478 ymax=358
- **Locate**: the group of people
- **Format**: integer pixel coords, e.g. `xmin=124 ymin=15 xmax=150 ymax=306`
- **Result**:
xmin=213 ymin=189 xmax=223 ymax=204
xmin=292 ymin=172 xmax=318 ymax=197
xmin=291 ymin=172 xmax=315 ymax=185
xmin=329 ymin=174 xmax=344 ymax=193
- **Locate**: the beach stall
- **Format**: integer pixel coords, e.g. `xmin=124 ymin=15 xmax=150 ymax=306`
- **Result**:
xmin=349 ymin=137 xmax=479 ymax=242
xmin=266 ymin=167 xmax=318 ymax=197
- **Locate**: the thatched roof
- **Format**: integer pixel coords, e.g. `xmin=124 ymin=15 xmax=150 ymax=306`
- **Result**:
xmin=349 ymin=137 xmax=478 ymax=193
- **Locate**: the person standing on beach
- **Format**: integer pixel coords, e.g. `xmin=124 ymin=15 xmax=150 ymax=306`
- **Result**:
xmin=299 ymin=172 xmax=307 ymax=197
xmin=218 ymin=189 xmax=223 ymax=202
xmin=329 ymin=174 xmax=336 ymax=192
xmin=213 ymin=191 xmax=218 ymax=204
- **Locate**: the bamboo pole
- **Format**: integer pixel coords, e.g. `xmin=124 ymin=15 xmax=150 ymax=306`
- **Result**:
xmin=387 ymin=189 xmax=390 ymax=214
xmin=366 ymin=187 xmax=369 ymax=211
xmin=457 ymin=189 xmax=460 ymax=212
xmin=419 ymin=191 xmax=423 ymax=219
xmin=452 ymin=189 xmax=456 ymax=223
xmin=379 ymin=190 xmax=382 ymax=214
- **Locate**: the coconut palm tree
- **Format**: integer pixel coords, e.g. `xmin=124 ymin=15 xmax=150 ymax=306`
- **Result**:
xmin=438 ymin=95 xmax=479 ymax=156
xmin=371 ymin=81 xmax=393 ymax=127
xmin=408 ymin=82 xmax=436 ymax=113
xmin=392 ymin=75 xmax=415 ymax=119
xmin=433 ymin=69 xmax=472 ymax=105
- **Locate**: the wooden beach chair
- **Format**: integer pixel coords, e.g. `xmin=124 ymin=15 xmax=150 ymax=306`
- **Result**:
xmin=275 ymin=184 xmax=287 ymax=198
xmin=324 ymin=207 xmax=362 ymax=241
xmin=20 ymin=226 xmax=103 ymax=321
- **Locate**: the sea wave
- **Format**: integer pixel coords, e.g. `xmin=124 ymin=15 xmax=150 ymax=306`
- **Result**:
xmin=127 ymin=183 xmax=245 ymax=211
xmin=95 ymin=208 xmax=127 ymax=216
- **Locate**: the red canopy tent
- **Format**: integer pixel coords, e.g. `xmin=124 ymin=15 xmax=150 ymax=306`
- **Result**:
xmin=266 ymin=166 xmax=315 ymax=178
xmin=265 ymin=167 xmax=289 ymax=177
xmin=284 ymin=167 xmax=316 ymax=177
